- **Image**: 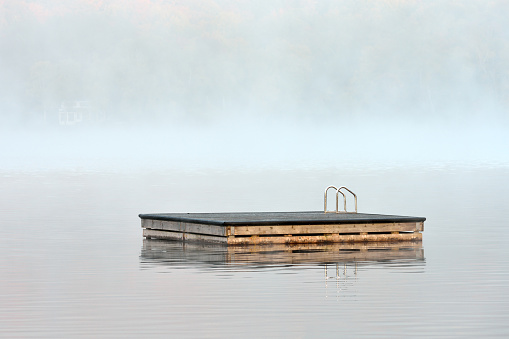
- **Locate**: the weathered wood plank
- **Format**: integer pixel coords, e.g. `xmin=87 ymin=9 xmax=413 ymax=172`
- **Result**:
xmin=227 ymin=232 xmax=422 ymax=245
xmin=230 ymin=222 xmax=419 ymax=235
xmin=143 ymin=219 xmax=226 ymax=236
xmin=227 ymin=241 xmax=423 ymax=252
xmin=143 ymin=229 xmax=227 ymax=243
xmin=141 ymin=219 xmax=153 ymax=229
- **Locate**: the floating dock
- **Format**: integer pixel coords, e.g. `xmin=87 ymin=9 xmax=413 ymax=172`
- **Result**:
xmin=140 ymin=212 xmax=424 ymax=245
xmin=139 ymin=186 xmax=425 ymax=245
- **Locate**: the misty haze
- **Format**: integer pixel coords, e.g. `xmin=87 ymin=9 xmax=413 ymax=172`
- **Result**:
xmin=1 ymin=0 xmax=508 ymax=170
xmin=1 ymin=1 xmax=509 ymax=338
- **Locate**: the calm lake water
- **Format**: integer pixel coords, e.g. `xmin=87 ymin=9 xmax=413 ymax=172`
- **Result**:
xmin=1 ymin=166 xmax=509 ymax=337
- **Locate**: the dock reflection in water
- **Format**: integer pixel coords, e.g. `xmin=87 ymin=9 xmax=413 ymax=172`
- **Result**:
xmin=140 ymin=239 xmax=425 ymax=271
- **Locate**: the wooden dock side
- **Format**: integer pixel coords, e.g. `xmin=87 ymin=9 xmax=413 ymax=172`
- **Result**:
xmin=229 ymin=222 xmax=423 ymax=236
xmin=226 ymin=232 xmax=422 ymax=245
xmin=140 ymin=212 xmax=425 ymax=245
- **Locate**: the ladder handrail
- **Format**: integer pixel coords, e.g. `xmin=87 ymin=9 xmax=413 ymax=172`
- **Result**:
xmin=324 ymin=185 xmax=338 ymax=213
xmin=336 ymin=189 xmax=346 ymax=213
xmin=324 ymin=185 xmax=358 ymax=213
xmin=337 ymin=186 xmax=357 ymax=213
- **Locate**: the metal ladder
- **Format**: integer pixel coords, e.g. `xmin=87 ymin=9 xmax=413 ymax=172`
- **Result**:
xmin=324 ymin=185 xmax=357 ymax=213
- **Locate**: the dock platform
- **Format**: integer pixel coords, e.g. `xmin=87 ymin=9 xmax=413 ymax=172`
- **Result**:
xmin=139 ymin=211 xmax=425 ymax=245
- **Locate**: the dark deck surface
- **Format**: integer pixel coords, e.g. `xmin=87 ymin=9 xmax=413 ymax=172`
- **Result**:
xmin=139 ymin=211 xmax=426 ymax=227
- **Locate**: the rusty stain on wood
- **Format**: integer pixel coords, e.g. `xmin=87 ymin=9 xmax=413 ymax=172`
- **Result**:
xmin=232 ymin=222 xmax=417 ymax=235
xmin=143 ymin=229 xmax=423 ymax=245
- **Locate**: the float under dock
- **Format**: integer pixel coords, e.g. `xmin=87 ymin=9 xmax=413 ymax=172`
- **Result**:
xmin=139 ymin=211 xmax=425 ymax=245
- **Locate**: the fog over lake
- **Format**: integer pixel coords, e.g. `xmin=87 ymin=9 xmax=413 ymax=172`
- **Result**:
xmin=1 ymin=0 xmax=508 ymax=170
xmin=1 ymin=1 xmax=509 ymax=338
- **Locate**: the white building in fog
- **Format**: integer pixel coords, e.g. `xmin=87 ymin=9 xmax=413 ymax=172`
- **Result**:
xmin=58 ymin=101 xmax=102 ymax=125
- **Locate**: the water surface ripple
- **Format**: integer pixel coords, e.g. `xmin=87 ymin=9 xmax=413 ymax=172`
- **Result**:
xmin=1 ymin=167 xmax=508 ymax=337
